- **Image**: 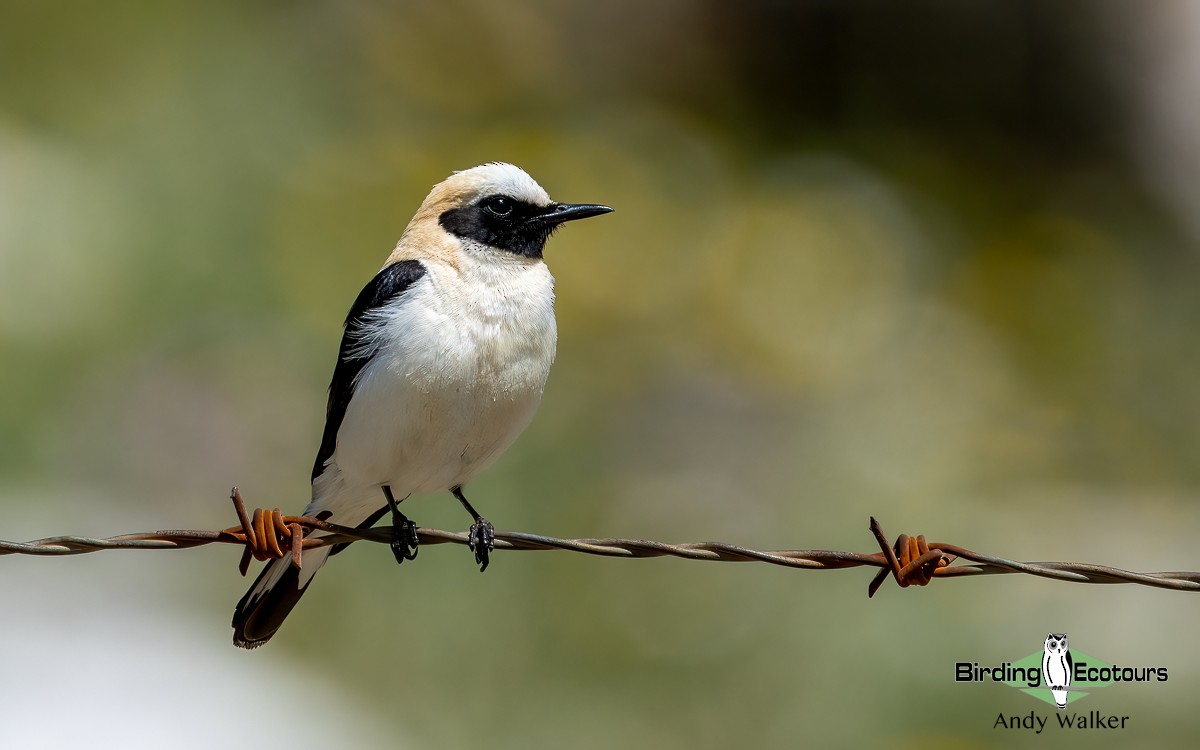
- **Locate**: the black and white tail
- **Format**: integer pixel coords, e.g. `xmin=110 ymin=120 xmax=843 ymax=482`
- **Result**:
xmin=231 ymin=546 xmax=335 ymax=649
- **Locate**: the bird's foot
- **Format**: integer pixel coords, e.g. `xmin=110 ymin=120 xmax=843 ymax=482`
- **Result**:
xmin=389 ymin=510 xmax=420 ymax=565
xmin=468 ymin=517 xmax=495 ymax=572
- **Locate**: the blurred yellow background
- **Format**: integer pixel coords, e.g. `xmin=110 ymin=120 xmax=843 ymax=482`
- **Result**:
xmin=2 ymin=1 xmax=1198 ymax=747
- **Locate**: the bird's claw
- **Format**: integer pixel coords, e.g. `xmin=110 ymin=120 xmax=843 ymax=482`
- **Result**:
xmin=390 ymin=513 xmax=420 ymax=565
xmin=468 ymin=518 xmax=495 ymax=572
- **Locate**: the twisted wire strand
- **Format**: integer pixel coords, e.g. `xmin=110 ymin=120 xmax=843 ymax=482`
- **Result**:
xmin=2 ymin=490 xmax=1198 ymax=595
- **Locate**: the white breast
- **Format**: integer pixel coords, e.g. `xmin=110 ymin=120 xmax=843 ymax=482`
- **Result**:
xmin=331 ymin=253 xmax=557 ymax=498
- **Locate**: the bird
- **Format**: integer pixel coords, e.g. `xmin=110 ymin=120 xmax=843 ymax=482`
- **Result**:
xmin=232 ymin=163 xmax=612 ymax=648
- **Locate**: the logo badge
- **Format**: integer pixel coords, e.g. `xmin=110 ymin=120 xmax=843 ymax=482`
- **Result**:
xmin=954 ymin=632 xmax=1168 ymax=732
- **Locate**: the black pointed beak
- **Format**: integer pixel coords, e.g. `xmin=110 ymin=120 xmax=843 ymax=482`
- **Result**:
xmin=536 ymin=203 xmax=613 ymax=225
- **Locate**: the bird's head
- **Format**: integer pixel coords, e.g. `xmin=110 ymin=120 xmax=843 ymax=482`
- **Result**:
xmin=410 ymin=163 xmax=611 ymax=260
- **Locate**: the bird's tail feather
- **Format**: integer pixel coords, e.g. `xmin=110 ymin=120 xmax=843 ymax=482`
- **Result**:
xmin=232 ymin=482 xmax=390 ymax=649
xmin=232 ymin=545 xmax=334 ymax=649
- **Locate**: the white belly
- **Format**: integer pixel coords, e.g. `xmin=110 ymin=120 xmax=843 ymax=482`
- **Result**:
xmin=328 ymin=257 xmax=556 ymax=498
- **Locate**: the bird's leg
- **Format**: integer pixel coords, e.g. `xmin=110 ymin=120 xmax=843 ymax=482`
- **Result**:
xmin=451 ymin=486 xmax=494 ymax=572
xmin=384 ymin=485 xmax=419 ymax=565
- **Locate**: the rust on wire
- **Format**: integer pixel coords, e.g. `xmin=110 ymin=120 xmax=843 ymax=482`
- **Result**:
xmin=233 ymin=492 xmax=307 ymax=574
xmin=867 ymin=517 xmax=956 ymax=597
xmin=1 ymin=489 xmax=1199 ymax=596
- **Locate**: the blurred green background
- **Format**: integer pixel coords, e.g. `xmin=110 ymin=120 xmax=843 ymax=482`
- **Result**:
xmin=2 ymin=1 xmax=1199 ymax=747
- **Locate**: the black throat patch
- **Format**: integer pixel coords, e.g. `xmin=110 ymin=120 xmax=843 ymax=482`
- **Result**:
xmin=439 ymin=199 xmax=554 ymax=259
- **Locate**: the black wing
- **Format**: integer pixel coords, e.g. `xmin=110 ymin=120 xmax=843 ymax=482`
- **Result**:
xmin=311 ymin=259 xmax=428 ymax=481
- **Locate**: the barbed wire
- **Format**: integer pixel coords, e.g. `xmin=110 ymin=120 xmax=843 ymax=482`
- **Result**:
xmin=1 ymin=488 xmax=1198 ymax=597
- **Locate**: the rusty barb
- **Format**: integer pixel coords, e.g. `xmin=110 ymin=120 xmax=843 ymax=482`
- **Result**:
xmin=2 ymin=488 xmax=1200 ymax=596
xmin=867 ymin=520 xmax=956 ymax=597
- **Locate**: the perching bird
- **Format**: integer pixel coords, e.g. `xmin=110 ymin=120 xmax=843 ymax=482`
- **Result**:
xmin=232 ymin=163 xmax=611 ymax=648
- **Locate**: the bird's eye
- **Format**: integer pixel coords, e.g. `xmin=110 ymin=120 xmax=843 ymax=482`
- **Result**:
xmin=484 ymin=196 xmax=514 ymax=217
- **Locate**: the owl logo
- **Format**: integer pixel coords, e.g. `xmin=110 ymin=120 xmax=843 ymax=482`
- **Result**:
xmin=1042 ymin=633 xmax=1073 ymax=709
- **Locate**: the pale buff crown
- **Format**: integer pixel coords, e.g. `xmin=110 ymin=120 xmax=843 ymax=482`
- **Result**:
xmin=388 ymin=163 xmax=553 ymax=265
